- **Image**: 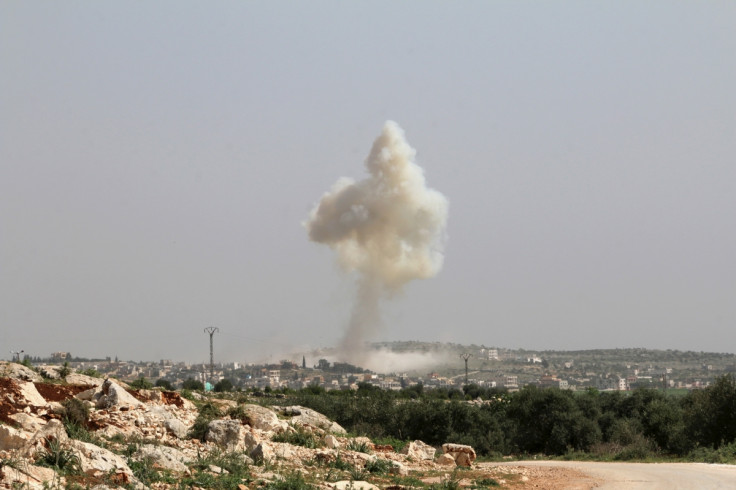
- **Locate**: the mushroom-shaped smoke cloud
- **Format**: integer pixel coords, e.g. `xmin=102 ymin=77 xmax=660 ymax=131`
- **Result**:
xmin=306 ymin=121 xmax=449 ymax=364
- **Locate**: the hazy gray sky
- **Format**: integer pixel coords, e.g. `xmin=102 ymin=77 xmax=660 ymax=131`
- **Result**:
xmin=2 ymin=1 xmax=735 ymax=364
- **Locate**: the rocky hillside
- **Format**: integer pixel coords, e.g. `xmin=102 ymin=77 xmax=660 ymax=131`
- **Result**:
xmin=0 ymin=362 xmax=575 ymax=489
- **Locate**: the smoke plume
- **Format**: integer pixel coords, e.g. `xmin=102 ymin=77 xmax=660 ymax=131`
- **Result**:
xmin=306 ymin=121 xmax=449 ymax=364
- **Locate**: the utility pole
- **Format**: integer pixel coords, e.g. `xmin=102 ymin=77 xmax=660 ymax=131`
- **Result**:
xmin=461 ymin=353 xmax=472 ymax=385
xmin=204 ymin=327 xmax=219 ymax=387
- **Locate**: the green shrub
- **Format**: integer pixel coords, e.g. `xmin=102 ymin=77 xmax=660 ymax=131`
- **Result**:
xmin=129 ymin=376 xmax=153 ymax=389
xmin=272 ymin=425 xmax=322 ymax=449
xmin=473 ymin=477 xmax=500 ymax=487
xmin=365 ymin=458 xmax=392 ymax=474
xmin=214 ymin=379 xmax=234 ymax=392
xmin=155 ymin=379 xmax=173 ymax=390
xmin=61 ymin=398 xmax=89 ymax=427
xmin=182 ymin=378 xmax=205 ymax=390
xmin=346 ymin=439 xmax=371 ymax=453
xmin=329 ymin=454 xmax=353 ymax=471
xmin=58 ymin=362 xmax=71 ymax=379
xmin=188 ymin=402 xmax=222 ymax=441
xmin=263 ymin=471 xmax=315 ymax=490
xmin=79 ymin=368 xmax=101 ymax=378
xmin=36 ymin=439 xmax=81 ymax=474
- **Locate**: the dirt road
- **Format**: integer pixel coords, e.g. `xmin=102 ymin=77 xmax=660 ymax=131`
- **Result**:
xmin=491 ymin=460 xmax=736 ymax=489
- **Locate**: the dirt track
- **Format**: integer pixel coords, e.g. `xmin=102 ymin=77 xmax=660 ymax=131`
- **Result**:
xmin=490 ymin=460 xmax=736 ymax=489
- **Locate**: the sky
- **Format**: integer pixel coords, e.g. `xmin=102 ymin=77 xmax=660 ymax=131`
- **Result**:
xmin=2 ymin=1 xmax=735 ymax=365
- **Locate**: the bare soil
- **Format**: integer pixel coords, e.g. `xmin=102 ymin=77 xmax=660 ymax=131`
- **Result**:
xmin=33 ymin=382 xmax=94 ymax=402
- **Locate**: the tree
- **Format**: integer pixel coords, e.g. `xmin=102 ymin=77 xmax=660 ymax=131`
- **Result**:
xmin=316 ymin=359 xmax=331 ymax=371
xmin=182 ymin=378 xmax=204 ymax=391
xmin=155 ymin=379 xmax=173 ymax=390
xmin=130 ymin=376 xmax=153 ymax=389
xmin=58 ymin=362 xmax=71 ymax=379
xmin=214 ymin=378 xmax=234 ymax=392
xmin=684 ymin=374 xmax=736 ymax=448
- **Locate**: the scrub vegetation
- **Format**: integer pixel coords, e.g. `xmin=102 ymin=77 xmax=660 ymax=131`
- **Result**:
xmin=274 ymin=374 xmax=736 ymax=462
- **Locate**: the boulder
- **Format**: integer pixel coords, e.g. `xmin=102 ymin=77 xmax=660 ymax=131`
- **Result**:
xmin=64 ymin=373 xmax=105 ymax=386
xmin=441 ymin=443 xmax=476 ymax=467
xmin=324 ymin=434 xmax=340 ymax=449
xmin=0 ymin=425 xmax=32 ymax=450
xmin=16 ymin=381 xmax=48 ymax=407
xmin=93 ymin=379 xmax=144 ymax=409
xmin=0 ymin=463 xmax=60 ymax=489
xmin=242 ymin=404 xmax=287 ymax=433
xmin=243 ymin=429 xmax=262 ymax=452
xmin=435 ymin=453 xmax=456 ymax=466
xmin=38 ymin=365 xmax=61 ymax=380
xmin=332 ymin=481 xmax=379 ymax=490
xmin=134 ymin=444 xmax=190 ymax=473
xmin=400 ymin=440 xmax=436 ymax=460
xmin=250 ymin=442 xmax=274 ymax=462
xmin=389 ymin=461 xmax=409 ymax=476
xmin=8 ymin=412 xmax=45 ymax=432
xmin=70 ymin=439 xmax=136 ymax=477
xmin=164 ymin=418 xmax=189 ymax=439
xmin=21 ymin=419 xmax=68 ymax=458
xmin=279 ymin=405 xmax=347 ymax=434
xmin=205 ymin=419 xmax=244 ymax=450
xmin=135 ymin=389 xmax=162 ymax=403
xmin=0 ymin=361 xmax=43 ymax=382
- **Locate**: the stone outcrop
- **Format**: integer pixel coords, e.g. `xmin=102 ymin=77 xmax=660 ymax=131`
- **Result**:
xmin=134 ymin=443 xmax=191 ymax=473
xmin=1 ymin=371 xmax=483 ymax=489
xmin=64 ymin=372 xmax=105 ymax=386
xmin=278 ymin=405 xmax=347 ymax=434
xmin=242 ymin=404 xmax=287 ymax=433
xmin=0 ymin=463 xmax=61 ymax=490
xmin=205 ymin=419 xmax=244 ymax=450
xmin=21 ymin=419 xmax=68 ymax=459
xmin=441 ymin=443 xmax=476 ymax=467
xmin=0 ymin=424 xmax=31 ymax=451
xmin=8 ymin=412 xmax=46 ymax=432
xmin=70 ymin=439 xmax=136 ymax=477
xmin=0 ymin=361 xmax=43 ymax=382
xmin=401 ymin=440 xmax=436 ymax=460
xmin=93 ymin=379 xmax=145 ymax=409
xmin=435 ymin=453 xmax=456 ymax=466
xmin=332 ymin=481 xmax=380 ymax=490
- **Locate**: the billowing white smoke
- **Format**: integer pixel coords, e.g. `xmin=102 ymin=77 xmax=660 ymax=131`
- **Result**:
xmin=306 ymin=121 xmax=449 ymax=364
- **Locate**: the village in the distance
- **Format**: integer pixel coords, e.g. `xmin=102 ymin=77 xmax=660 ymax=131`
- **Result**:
xmin=10 ymin=341 xmax=736 ymax=394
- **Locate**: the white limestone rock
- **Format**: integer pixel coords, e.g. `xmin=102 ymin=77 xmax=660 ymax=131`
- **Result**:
xmin=435 ymin=453 xmax=456 ymax=466
xmin=205 ymin=419 xmax=244 ymax=451
xmin=332 ymin=481 xmax=379 ymax=490
xmin=324 ymin=434 xmax=340 ymax=449
xmin=0 ymin=424 xmax=32 ymax=450
xmin=401 ymin=440 xmax=436 ymax=460
xmin=93 ymin=379 xmax=144 ymax=409
xmin=70 ymin=439 xmax=135 ymax=476
xmin=279 ymin=405 xmax=347 ymax=434
xmin=250 ymin=442 xmax=274 ymax=462
xmin=0 ymin=361 xmax=43 ymax=382
xmin=0 ymin=463 xmax=61 ymax=490
xmin=8 ymin=412 xmax=45 ymax=433
xmin=134 ymin=444 xmax=190 ymax=473
xmin=64 ymin=373 xmax=105 ymax=386
xmin=242 ymin=404 xmax=287 ymax=433
xmin=16 ymin=381 xmax=48 ymax=407
xmin=441 ymin=443 xmax=476 ymax=467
